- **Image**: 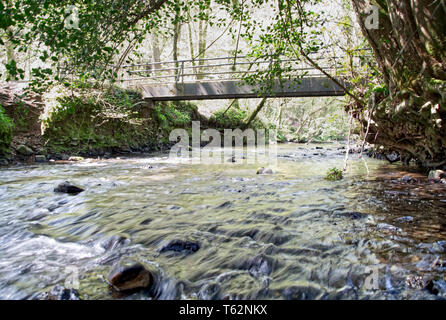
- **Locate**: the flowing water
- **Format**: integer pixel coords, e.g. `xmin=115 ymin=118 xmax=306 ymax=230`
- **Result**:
xmin=0 ymin=143 xmax=445 ymax=300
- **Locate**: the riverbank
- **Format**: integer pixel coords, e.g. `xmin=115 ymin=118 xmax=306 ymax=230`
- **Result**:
xmin=0 ymin=82 xmax=345 ymax=167
xmin=0 ymin=83 xmax=242 ymax=166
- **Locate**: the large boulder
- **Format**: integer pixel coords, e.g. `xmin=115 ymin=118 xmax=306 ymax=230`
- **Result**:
xmin=16 ymin=144 xmax=33 ymax=156
xmin=107 ymin=261 xmax=152 ymax=292
xmin=428 ymin=170 xmax=445 ymax=182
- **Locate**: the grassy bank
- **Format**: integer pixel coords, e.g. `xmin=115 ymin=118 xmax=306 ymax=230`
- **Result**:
xmin=0 ymin=105 xmax=13 ymax=155
xmin=41 ymin=85 xmax=208 ymax=157
xmin=0 ymin=83 xmax=274 ymax=164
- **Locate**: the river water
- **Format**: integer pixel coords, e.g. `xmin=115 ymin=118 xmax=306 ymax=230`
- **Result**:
xmin=0 ymin=143 xmax=445 ymax=300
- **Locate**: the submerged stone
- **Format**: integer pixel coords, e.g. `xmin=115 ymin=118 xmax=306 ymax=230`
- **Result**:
xmin=107 ymin=261 xmax=152 ymax=292
xmin=99 ymin=235 xmax=130 ymax=251
xmin=159 ymin=239 xmax=200 ymax=254
xmin=37 ymin=285 xmax=81 ymax=300
xmin=394 ymin=216 xmax=414 ymax=223
xmin=216 ymin=201 xmax=232 ymax=209
xmin=54 ymin=181 xmax=84 ymax=194
xmin=401 ymin=175 xmax=417 ymax=183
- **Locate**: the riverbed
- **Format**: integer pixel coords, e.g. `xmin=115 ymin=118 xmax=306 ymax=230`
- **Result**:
xmin=0 ymin=143 xmax=445 ymax=299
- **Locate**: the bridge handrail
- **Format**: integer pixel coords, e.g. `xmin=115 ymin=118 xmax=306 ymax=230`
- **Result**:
xmin=117 ymin=53 xmax=372 ymax=85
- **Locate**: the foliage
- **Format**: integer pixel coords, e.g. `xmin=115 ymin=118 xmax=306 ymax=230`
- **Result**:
xmin=41 ymin=86 xmax=155 ymax=154
xmin=40 ymin=86 xmax=203 ymax=154
xmin=153 ymin=101 xmax=198 ymax=129
xmin=0 ymin=105 xmax=14 ymax=154
xmin=259 ymin=96 xmax=349 ymax=143
xmin=209 ymin=108 xmax=248 ymax=128
xmin=0 ymin=0 xmax=243 ymax=87
xmin=1 ymin=1 xmax=170 ymax=86
xmin=324 ymin=167 xmax=343 ymax=181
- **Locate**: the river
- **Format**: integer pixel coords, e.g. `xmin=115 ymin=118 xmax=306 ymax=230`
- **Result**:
xmin=0 ymin=143 xmax=445 ymax=299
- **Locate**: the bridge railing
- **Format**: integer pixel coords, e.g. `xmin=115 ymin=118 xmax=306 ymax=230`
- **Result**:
xmin=117 ymin=53 xmax=370 ymax=85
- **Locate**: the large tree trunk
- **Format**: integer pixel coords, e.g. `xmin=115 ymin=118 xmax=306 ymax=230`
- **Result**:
xmin=351 ymin=0 xmax=446 ymax=168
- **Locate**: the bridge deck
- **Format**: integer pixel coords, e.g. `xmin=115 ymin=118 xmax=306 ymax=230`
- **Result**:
xmin=136 ymin=78 xmax=346 ymax=101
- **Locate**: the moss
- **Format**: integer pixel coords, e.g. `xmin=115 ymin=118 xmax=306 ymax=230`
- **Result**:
xmin=0 ymin=105 xmax=14 ymax=155
xmin=41 ymin=87 xmax=203 ymax=156
xmin=208 ymin=108 xmax=265 ymax=130
xmin=324 ymin=167 xmax=343 ymax=181
xmin=42 ymin=88 xmax=157 ymax=155
xmin=209 ymin=108 xmax=248 ymax=129
xmin=153 ymin=101 xmax=198 ymax=129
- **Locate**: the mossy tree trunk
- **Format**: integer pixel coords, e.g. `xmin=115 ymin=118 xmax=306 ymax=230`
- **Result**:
xmin=351 ymin=0 xmax=446 ymax=168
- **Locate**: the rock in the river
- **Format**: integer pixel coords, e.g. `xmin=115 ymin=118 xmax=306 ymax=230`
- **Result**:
xmin=54 ymin=181 xmax=85 ymax=194
xmin=227 ymin=156 xmax=236 ymax=163
xmin=68 ymin=156 xmax=84 ymax=162
xmin=405 ymin=275 xmax=438 ymax=294
xmin=100 ymin=235 xmax=130 ymax=251
xmin=38 ymin=285 xmax=81 ymax=300
xmin=35 ymin=155 xmax=46 ymax=163
xmin=159 ymin=239 xmax=200 ymax=254
xmin=385 ymin=151 xmax=400 ymax=163
xmin=27 ymin=208 xmax=51 ymax=221
xmin=216 ymin=201 xmax=232 ymax=209
xmin=245 ymin=254 xmax=276 ymax=276
xmin=394 ymin=216 xmax=414 ymax=224
xmin=107 ymin=261 xmax=152 ymax=292
xmin=16 ymin=144 xmax=33 ymax=156
xmin=0 ymin=158 xmax=8 ymax=166
xmin=256 ymin=167 xmax=274 ymax=175
xmin=428 ymin=170 xmax=445 ymax=182
xmin=401 ymin=175 xmax=417 ymax=183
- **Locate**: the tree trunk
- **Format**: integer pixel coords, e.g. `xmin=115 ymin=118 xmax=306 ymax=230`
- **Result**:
xmin=187 ymin=16 xmax=197 ymax=78
xmin=243 ymin=97 xmax=268 ymax=129
xmin=151 ymin=31 xmax=161 ymax=75
xmin=173 ymin=1 xmax=182 ymax=79
xmin=197 ymin=10 xmax=209 ymax=80
xmin=351 ymin=0 xmax=446 ymax=168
